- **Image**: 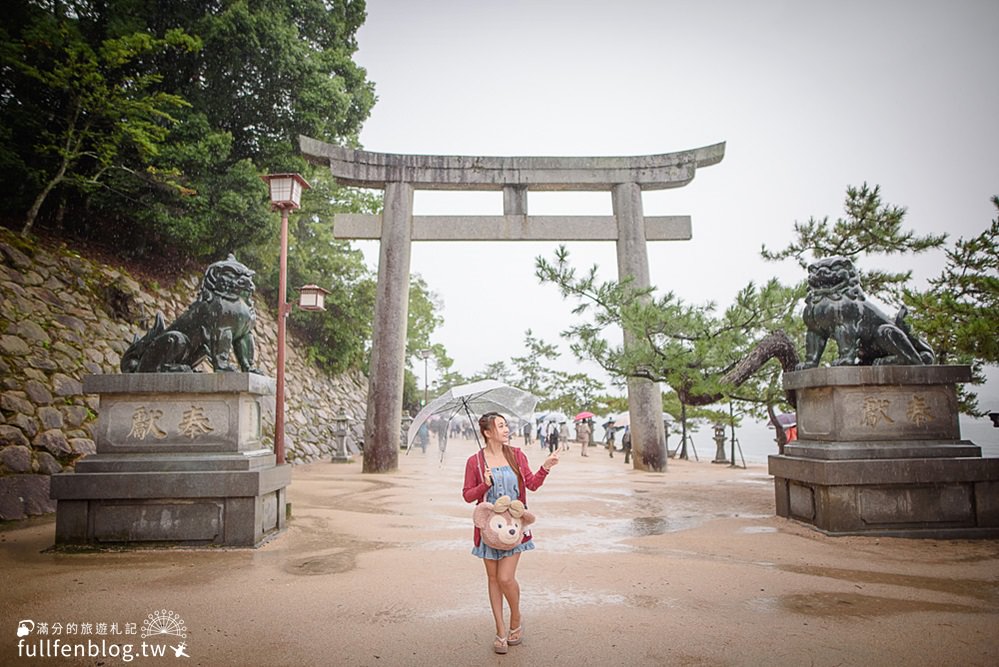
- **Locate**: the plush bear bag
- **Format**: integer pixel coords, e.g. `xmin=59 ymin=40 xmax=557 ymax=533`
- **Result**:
xmin=472 ymin=452 xmax=536 ymax=550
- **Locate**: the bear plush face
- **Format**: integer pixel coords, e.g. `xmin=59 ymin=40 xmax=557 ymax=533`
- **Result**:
xmin=473 ymin=495 xmax=536 ymax=550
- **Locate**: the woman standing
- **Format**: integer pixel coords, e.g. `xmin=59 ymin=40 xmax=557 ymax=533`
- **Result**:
xmin=463 ymin=412 xmax=559 ymax=654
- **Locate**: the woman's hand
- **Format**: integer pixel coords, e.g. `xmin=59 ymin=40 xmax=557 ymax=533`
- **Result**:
xmin=483 ymin=465 xmax=493 ymax=486
xmin=542 ymin=450 xmax=560 ymax=471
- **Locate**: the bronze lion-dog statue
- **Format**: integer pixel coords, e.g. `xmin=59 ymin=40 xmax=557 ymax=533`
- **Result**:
xmin=121 ymin=254 xmax=262 ymax=374
xmin=796 ymin=256 xmax=934 ymax=369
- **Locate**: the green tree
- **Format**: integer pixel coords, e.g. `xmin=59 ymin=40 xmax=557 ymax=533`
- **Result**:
xmin=405 ymin=276 xmax=445 ymax=363
xmin=471 ymin=361 xmax=515 ymax=385
xmin=904 ymin=196 xmax=999 ymax=414
xmin=230 ymin=169 xmax=381 ymax=375
xmin=88 ymin=112 xmax=274 ymax=260
xmin=537 ymin=246 xmax=799 ymax=452
xmin=155 ymin=0 xmax=374 ymax=169
xmin=763 ymin=184 xmax=994 ymax=416
xmin=544 ymin=371 xmax=605 ymax=417
xmin=596 ymin=393 xmax=629 ymax=416
xmin=0 ymin=6 xmax=197 ymax=235
xmin=2 ymin=0 xmax=376 ymax=264
xmin=0 ymin=1 xmax=453 ymax=396
xmin=402 ymin=277 xmax=446 ymax=413
xmin=507 ymin=329 xmax=606 ymax=415
xmin=96 ymin=0 xmax=374 ymax=258
xmin=510 ymin=329 xmax=560 ymax=397
xmin=761 ymin=183 xmax=946 ymax=302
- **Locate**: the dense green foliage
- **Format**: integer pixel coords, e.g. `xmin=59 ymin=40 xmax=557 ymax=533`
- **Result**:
xmin=761 ymin=183 xmax=946 ymax=302
xmin=1 ymin=5 xmax=198 ymax=235
xmin=401 ymin=277 xmax=446 ymax=413
xmin=2 ymin=0 xmax=375 ymax=254
xmin=507 ymin=330 xmax=605 ymax=417
xmin=1 ymin=1 xmax=449 ymax=377
xmin=904 ymin=197 xmax=999 ymax=413
xmin=764 ymin=184 xmax=995 ymax=414
xmin=536 ymin=247 xmax=801 ymax=441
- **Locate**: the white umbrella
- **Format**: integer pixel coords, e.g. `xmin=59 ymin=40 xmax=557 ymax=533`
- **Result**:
xmin=610 ymin=413 xmax=630 ymax=427
xmin=406 ymin=379 xmax=538 ymax=452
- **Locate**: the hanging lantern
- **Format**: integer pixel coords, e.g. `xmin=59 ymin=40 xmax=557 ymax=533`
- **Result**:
xmin=298 ymin=284 xmax=330 ymax=311
xmin=261 ymin=173 xmax=311 ymax=210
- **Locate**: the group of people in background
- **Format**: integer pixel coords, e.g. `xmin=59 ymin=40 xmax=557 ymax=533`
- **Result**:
xmin=415 ymin=417 xmax=451 ymax=454
xmin=530 ymin=420 xmax=572 ymax=455
xmin=413 ymin=412 xmax=639 ymax=465
xmin=419 ymin=412 xmax=634 ymax=465
xmin=521 ymin=417 xmax=604 ymax=458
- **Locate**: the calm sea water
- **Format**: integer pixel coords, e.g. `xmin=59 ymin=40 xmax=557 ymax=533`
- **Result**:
xmin=689 ymin=415 xmax=999 ymax=465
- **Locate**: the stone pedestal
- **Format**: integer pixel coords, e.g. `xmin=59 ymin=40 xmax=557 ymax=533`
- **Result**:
xmin=51 ymin=373 xmax=291 ymax=547
xmin=769 ymin=366 xmax=999 ymax=538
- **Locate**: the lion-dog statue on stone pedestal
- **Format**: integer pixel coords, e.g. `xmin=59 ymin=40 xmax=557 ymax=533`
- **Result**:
xmin=796 ymin=256 xmax=934 ymax=370
xmin=121 ymin=254 xmax=262 ymax=374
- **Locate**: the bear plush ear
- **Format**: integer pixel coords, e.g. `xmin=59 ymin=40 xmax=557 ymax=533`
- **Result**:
xmin=520 ymin=510 xmax=536 ymax=528
xmin=473 ymin=502 xmax=494 ymax=530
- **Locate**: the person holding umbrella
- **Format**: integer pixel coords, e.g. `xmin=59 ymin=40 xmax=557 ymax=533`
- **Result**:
xmin=578 ymin=418 xmax=591 ymax=456
xmin=463 ymin=411 xmax=559 ymax=654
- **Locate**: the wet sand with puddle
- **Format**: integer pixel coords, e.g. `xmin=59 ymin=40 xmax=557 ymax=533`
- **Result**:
xmin=1 ymin=438 xmax=997 ymax=665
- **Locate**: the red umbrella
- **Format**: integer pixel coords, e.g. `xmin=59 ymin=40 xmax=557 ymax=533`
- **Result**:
xmin=574 ymin=411 xmax=595 ymax=421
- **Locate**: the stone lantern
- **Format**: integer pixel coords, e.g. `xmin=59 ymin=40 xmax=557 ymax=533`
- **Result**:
xmin=332 ymin=412 xmax=353 ymax=463
xmin=711 ymin=423 xmax=729 ymax=464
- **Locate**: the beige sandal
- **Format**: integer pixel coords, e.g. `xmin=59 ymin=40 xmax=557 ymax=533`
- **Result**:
xmin=508 ymin=624 xmax=524 ymax=646
xmin=493 ymin=634 xmax=508 ymax=654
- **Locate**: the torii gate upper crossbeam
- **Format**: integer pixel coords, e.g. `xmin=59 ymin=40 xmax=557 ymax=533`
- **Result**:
xmin=300 ymin=135 xmax=724 ymax=191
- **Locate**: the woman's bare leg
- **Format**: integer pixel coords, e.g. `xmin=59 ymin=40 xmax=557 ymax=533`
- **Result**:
xmin=483 ymin=558 xmax=506 ymax=640
xmin=496 ymin=553 xmax=522 ymax=635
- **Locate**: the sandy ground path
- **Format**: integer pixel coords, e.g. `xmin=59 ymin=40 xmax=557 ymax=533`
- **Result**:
xmin=2 ymin=438 xmax=997 ymax=666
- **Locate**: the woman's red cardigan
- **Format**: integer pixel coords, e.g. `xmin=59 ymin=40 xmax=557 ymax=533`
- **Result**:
xmin=462 ymin=447 xmax=549 ymax=547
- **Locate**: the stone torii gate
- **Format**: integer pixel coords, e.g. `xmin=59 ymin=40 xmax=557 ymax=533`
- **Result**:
xmin=300 ymin=135 xmax=725 ymax=473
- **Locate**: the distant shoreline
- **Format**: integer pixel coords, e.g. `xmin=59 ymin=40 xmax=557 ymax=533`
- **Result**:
xmin=710 ymin=415 xmax=999 ymax=464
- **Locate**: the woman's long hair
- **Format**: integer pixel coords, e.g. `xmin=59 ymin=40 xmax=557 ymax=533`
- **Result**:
xmin=479 ymin=412 xmax=525 ymax=499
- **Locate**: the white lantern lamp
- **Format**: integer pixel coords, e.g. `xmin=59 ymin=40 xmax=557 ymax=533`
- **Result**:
xmin=261 ymin=173 xmax=311 ymax=210
xmin=298 ymin=284 xmax=330 ymax=312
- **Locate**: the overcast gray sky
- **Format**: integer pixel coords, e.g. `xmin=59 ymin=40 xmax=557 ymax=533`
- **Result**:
xmin=345 ymin=0 xmax=999 ymax=429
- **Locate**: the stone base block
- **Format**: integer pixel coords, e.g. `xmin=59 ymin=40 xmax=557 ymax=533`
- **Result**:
xmin=82 ymin=372 xmax=274 ymax=455
xmin=769 ymin=454 xmax=999 ymax=538
xmin=784 ymin=439 xmax=981 ymax=460
xmin=50 ymin=463 xmax=291 ymax=547
xmin=0 ymin=474 xmax=56 ymax=520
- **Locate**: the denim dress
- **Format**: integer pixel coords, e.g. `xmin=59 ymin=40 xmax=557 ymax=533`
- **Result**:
xmin=471 ymin=465 xmax=535 ymax=560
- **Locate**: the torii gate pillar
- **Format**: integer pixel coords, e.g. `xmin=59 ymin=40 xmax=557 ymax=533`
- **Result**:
xmin=364 ymin=182 xmax=413 ymax=472
xmin=614 ymin=182 xmax=666 ymax=471
xmin=301 ymin=136 xmax=724 ymax=473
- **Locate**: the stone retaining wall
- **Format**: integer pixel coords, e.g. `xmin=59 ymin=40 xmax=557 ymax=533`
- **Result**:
xmin=0 ymin=228 xmax=368 ymax=520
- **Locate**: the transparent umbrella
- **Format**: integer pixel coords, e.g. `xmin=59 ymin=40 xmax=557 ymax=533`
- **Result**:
xmin=406 ymin=379 xmax=538 ymax=453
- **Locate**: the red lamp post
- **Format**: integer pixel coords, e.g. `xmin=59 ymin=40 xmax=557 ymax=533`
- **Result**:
xmin=261 ymin=173 xmax=311 ymax=465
